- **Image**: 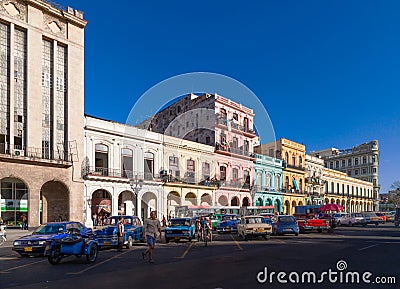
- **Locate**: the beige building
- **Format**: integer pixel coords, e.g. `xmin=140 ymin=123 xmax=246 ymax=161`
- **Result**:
xmin=255 ymin=138 xmax=306 ymax=214
xmin=162 ymin=135 xmax=216 ymax=217
xmin=0 ymin=1 xmax=86 ymax=227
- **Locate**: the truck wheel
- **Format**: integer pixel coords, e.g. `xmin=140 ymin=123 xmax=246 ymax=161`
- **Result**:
xmin=126 ymin=236 xmax=133 ymax=249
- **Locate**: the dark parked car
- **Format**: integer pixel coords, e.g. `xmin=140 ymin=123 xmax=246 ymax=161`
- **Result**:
xmin=272 ymin=216 xmax=299 ymax=236
xmin=13 ymin=221 xmax=92 ymax=257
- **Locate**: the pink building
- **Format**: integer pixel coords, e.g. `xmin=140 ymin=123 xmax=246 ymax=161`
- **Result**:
xmin=139 ymin=93 xmax=257 ymax=207
xmin=214 ymin=95 xmax=256 ymax=206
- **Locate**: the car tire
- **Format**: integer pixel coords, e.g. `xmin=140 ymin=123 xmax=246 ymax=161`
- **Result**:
xmin=188 ymin=237 xmax=192 ymax=242
xmin=86 ymin=243 xmax=98 ymax=264
xmin=337 ymin=221 xmax=341 ymax=226
xmin=264 ymin=234 xmax=271 ymax=240
xmin=317 ymin=229 xmax=322 ymax=233
xmin=165 ymin=238 xmax=169 ymax=244
xmin=295 ymin=233 xmax=299 ymax=236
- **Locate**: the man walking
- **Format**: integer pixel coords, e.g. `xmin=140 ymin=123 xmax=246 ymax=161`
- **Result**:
xmin=142 ymin=211 xmax=161 ymax=263
xmin=117 ymin=216 xmax=124 ymax=252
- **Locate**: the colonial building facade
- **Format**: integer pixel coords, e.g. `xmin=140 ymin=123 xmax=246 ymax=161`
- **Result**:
xmin=304 ymin=155 xmax=325 ymax=205
xmin=255 ymin=138 xmax=306 ymax=214
xmin=83 ymin=115 xmax=164 ymax=228
xmin=139 ymin=92 xmax=257 ymax=207
xmin=252 ymin=153 xmax=283 ymax=213
xmin=0 ymin=1 xmax=86 ymax=227
xmin=322 ymin=167 xmax=376 ymax=212
xmin=310 ymin=140 xmax=380 ymax=198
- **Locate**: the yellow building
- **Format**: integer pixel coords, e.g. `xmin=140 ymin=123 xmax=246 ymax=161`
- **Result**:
xmin=323 ymin=168 xmax=375 ymax=213
xmin=255 ymin=138 xmax=306 ymax=214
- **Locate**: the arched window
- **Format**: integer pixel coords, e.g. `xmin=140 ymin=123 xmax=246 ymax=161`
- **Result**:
xmin=95 ymin=144 xmax=109 ymax=175
xmin=292 ymin=154 xmax=296 ymax=166
xmin=285 ymin=152 xmax=289 ymax=164
xmin=299 ymin=156 xmax=303 ymax=167
xmin=144 ymin=152 xmax=154 ymax=180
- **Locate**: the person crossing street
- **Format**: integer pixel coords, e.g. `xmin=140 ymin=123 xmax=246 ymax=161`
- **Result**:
xmin=142 ymin=211 xmax=162 ymax=263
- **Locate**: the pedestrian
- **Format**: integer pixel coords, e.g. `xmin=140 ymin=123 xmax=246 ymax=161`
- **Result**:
xmin=117 ymin=216 xmax=124 ymax=252
xmin=162 ymin=215 xmax=167 ymax=227
xmin=142 ymin=211 xmax=161 ymax=263
xmin=93 ymin=213 xmax=97 ymax=226
xmin=21 ymin=214 xmax=27 ymax=230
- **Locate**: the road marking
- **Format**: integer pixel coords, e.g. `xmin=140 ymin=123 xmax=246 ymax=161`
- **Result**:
xmin=0 ymin=259 xmax=47 ymax=273
xmin=175 ymin=241 xmax=194 ymax=259
xmin=67 ymin=249 xmax=132 ymax=275
xmin=358 ymin=244 xmax=379 ymax=251
xmin=230 ymin=235 xmax=243 ymax=251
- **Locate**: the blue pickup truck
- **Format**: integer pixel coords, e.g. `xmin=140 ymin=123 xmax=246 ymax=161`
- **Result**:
xmin=94 ymin=215 xmax=143 ymax=249
xmin=164 ymin=217 xmax=196 ymax=243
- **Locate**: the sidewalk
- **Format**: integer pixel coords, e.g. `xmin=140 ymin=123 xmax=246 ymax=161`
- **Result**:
xmin=4 ymin=228 xmax=33 ymax=242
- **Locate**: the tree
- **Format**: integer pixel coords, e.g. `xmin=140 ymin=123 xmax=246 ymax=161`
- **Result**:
xmin=387 ymin=181 xmax=400 ymax=207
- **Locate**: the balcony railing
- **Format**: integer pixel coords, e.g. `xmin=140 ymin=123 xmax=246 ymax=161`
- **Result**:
xmin=84 ymin=167 xmax=161 ymax=181
xmin=252 ymin=185 xmax=282 ymax=192
xmin=215 ymin=142 xmax=255 ymax=158
xmin=282 ymin=162 xmax=306 ymax=171
xmin=218 ymin=179 xmax=252 ymax=190
xmin=215 ymin=115 xmax=256 ymax=135
xmin=0 ymin=143 xmax=72 ymax=163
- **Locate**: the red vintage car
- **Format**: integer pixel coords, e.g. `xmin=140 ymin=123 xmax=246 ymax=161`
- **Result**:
xmin=294 ymin=214 xmax=331 ymax=233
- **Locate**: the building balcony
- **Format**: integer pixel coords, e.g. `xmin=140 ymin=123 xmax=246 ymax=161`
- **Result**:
xmin=215 ymin=142 xmax=255 ymax=159
xmin=215 ymin=115 xmax=256 ymax=136
xmin=0 ymin=143 xmax=72 ymax=167
xmin=305 ymin=177 xmax=325 ymax=186
xmin=218 ymin=179 xmax=252 ymax=190
xmin=282 ymin=161 xmax=305 ymax=172
xmin=83 ymin=167 xmax=161 ymax=182
xmin=252 ymin=185 xmax=282 ymax=193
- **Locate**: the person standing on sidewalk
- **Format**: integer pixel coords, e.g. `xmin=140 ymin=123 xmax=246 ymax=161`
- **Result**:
xmin=142 ymin=211 xmax=161 ymax=263
xmin=117 ymin=216 xmax=124 ymax=252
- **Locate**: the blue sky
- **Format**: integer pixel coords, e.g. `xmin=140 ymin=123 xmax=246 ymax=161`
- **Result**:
xmin=58 ymin=0 xmax=399 ymax=193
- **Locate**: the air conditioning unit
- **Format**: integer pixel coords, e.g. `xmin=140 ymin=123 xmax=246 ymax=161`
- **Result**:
xmin=14 ymin=149 xmax=25 ymax=157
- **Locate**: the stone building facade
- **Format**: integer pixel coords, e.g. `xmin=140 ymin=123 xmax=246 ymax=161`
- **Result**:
xmin=0 ymin=0 xmax=86 ymax=227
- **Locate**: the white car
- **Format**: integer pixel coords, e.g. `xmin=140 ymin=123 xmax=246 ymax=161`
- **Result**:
xmin=333 ymin=213 xmax=351 ymax=226
xmin=237 ymin=215 xmax=272 ymax=241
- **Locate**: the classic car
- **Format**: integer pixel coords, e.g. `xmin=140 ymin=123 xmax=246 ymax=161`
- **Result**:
xmin=361 ymin=212 xmax=381 ymax=226
xmin=210 ymin=213 xmax=223 ymax=230
xmin=237 ymin=215 xmax=272 ymax=240
xmin=348 ymin=213 xmax=367 ymax=226
xmin=294 ymin=214 xmax=331 ymax=233
xmin=164 ymin=217 xmax=196 ymax=243
xmin=94 ymin=215 xmax=143 ymax=249
xmin=272 ymin=215 xmax=299 ymax=236
xmin=13 ymin=221 xmax=93 ymax=257
xmin=216 ymin=214 xmax=239 ymax=234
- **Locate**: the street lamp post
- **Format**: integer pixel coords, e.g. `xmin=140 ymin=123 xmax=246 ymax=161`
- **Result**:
xmin=130 ymin=175 xmax=143 ymax=218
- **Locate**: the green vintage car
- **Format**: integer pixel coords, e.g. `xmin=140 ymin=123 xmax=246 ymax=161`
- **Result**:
xmin=210 ymin=213 xmax=223 ymax=230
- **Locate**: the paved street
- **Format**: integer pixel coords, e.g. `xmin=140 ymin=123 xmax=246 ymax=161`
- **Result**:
xmin=1 ymin=224 xmax=399 ymax=289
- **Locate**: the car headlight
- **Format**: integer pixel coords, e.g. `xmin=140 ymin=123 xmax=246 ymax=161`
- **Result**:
xmin=166 ymin=231 xmax=172 ymax=234
xmin=39 ymin=241 xmax=46 ymax=245
xmin=14 ymin=241 xmax=21 ymax=246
